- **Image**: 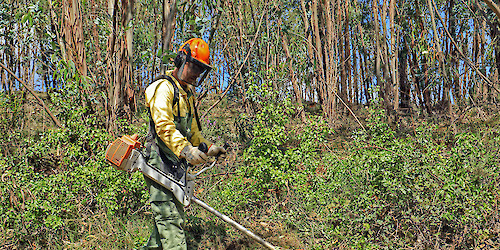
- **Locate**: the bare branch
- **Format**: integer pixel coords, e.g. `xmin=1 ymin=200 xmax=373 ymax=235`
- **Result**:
xmin=201 ymin=6 xmax=267 ymax=119
xmin=0 ymin=62 xmax=63 ymax=128
xmin=482 ymin=0 xmax=500 ymax=21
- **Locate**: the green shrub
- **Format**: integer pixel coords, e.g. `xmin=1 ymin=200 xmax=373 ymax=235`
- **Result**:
xmin=234 ymin=83 xmax=332 ymax=206
xmin=215 ymin=102 xmax=500 ymax=248
xmin=0 ymin=84 xmax=148 ymax=247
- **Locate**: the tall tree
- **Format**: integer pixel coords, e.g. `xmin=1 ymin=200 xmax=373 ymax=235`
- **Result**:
xmin=106 ymin=0 xmax=136 ymax=132
xmin=160 ymin=0 xmax=177 ymax=74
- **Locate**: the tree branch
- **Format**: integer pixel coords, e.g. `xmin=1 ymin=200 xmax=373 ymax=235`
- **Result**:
xmin=201 ymin=7 xmax=266 ymax=119
xmin=433 ymin=0 xmax=500 ymax=95
xmin=0 ymin=62 xmax=62 ymax=128
xmin=482 ymin=0 xmax=500 ymax=21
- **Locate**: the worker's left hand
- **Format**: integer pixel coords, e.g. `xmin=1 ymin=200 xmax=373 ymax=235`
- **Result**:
xmin=207 ymin=145 xmax=227 ymax=158
xmin=181 ymin=145 xmax=208 ymax=165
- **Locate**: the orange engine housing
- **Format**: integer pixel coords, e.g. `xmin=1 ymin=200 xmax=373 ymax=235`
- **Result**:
xmin=105 ymin=134 xmax=141 ymax=167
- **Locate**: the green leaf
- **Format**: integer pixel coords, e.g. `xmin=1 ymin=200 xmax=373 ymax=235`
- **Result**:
xmin=21 ymin=13 xmax=29 ymax=24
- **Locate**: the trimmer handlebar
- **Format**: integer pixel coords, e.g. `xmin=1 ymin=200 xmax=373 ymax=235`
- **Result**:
xmin=198 ymin=142 xmax=209 ymax=154
xmin=197 ymin=142 xmax=229 ymax=158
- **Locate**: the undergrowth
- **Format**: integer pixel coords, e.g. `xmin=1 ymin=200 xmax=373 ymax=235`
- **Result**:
xmin=207 ymin=85 xmax=500 ymax=249
xmin=0 ymin=84 xmax=148 ymax=249
xmin=1 ymin=81 xmax=499 ymax=249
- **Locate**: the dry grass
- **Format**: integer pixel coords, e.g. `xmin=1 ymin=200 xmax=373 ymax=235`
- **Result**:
xmin=62 ymin=213 xmax=150 ymax=250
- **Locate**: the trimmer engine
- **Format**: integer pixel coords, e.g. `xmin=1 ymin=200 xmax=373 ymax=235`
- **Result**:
xmin=105 ymin=134 xmax=141 ymax=171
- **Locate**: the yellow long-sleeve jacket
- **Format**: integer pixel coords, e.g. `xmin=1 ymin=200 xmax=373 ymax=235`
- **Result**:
xmin=145 ymin=70 xmax=209 ymax=159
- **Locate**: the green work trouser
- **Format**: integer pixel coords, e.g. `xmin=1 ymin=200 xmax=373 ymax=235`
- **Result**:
xmin=141 ymin=177 xmax=187 ymax=250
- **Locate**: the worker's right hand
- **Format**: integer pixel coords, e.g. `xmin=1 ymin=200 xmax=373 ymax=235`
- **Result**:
xmin=207 ymin=145 xmax=227 ymax=158
xmin=180 ymin=144 xmax=208 ymax=165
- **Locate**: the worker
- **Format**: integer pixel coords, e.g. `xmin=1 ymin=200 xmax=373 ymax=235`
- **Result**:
xmin=140 ymin=38 xmax=226 ymax=250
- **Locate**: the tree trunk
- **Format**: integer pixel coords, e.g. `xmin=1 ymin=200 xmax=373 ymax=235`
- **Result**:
xmin=340 ymin=4 xmax=348 ymax=104
xmin=373 ymin=0 xmax=382 ymax=106
xmin=1 ymin=52 xmax=5 ymax=92
xmin=311 ymin=0 xmax=327 ymax=107
xmin=121 ymin=0 xmax=135 ymax=120
xmin=282 ymin=32 xmax=306 ymax=122
xmin=353 ymin=36 xmax=359 ymax=105
xmin=61 ymin=0 xmax=89 ymax=111
xmin=390 ymin=0 xmax=399 ymax=111
xmin=160 ymin=0 xmax=177 ymax=74
xmin=324 ymin=0 xmax=338 ymax=120
xmin=493 ymin=22 xmax=500 ymax=88
xmin=449 ymin=0 xmax=460 ymax=106
xmin=300 ymin=0 xmax=317 ymax=102
xmin=151 ymin=0 xmax=161 ymax=82
xmin=422 ymin=56 xmax=433 ymax=115
xmin=410 ymin=50 xmax=425 ymax=114
xmin=380 ymin=0 xmax=392 ymax=111
xmin=62 ymin=0 xmax=87 ymax=77
xmin=427 ymin=0 xmax=448 ymax=113
xmin=399 ymin=41 xmax=410 ymax=111
xmin=361 ymin=52 xmax=370 ymax=105
xmin=481 ymin=19 xmax=488 ymax=103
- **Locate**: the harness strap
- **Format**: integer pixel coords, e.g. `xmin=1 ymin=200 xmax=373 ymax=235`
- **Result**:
xmin=152 ymin=74 xmax=202 ymax=130
xmin=155 ymin=74 xmax=203 ymax=131
xmin=193 ymin=98 xmax=202 ymax=131
xmin=153 ymin=75 xmax=180 ymax=123
xmin=144 ymin=75 xmax=179 ymax=161
xmin=144 ymin=74 xmax=203 ymax=180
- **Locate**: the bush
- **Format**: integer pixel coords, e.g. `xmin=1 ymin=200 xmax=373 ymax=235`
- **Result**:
xmin=298 ymin=108 xmax=500 ymax=248
xmin=0 ymin=84 xmax=148 ymax=247
xmin=215 ymin=101 xmax=500 ymax=248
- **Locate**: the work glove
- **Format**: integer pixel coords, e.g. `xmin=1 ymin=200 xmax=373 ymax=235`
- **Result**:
xmin=180 ymin=144 xmax=208 ymax=165
xmin=207 ymin=144 xmax=227 ymax=158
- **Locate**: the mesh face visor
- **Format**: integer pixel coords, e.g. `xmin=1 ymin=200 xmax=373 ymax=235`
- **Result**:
xmin=178 ymin=44 xmax=212 ymax=87
xmin=188 ymin=57 xmax=212 ymax=87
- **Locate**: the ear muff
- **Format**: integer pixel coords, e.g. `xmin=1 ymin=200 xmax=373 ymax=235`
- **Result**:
xmin=174 ymin=44 xmax=190 ymax=68
xmin=174 ymin=53 xmax=184 ymax=68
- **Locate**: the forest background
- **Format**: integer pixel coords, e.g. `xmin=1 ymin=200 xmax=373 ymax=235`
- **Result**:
xmin=1 ymin=0 xmax=500 ymax=249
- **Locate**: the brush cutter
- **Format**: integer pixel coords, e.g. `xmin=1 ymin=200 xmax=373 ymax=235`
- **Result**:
xmin=105 ymin=134 xmax=276 ymax=250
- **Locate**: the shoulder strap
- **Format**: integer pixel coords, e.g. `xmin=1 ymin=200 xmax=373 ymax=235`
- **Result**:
xmin=164 ymin=76 xmax=181 ymax=120
xmin=152 ymin=74 xmax=202 ymax=131
xmin=154 ymin=75 xmax=180 ymax=121
xmin=192 ymin=96 xmax=203 ymax=131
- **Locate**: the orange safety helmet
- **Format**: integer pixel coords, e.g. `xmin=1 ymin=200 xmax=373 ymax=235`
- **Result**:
xmin=179 ymin=38 xmax=210 ymax=66
xmin=175 ymin=38 xmax=212 ymax=87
